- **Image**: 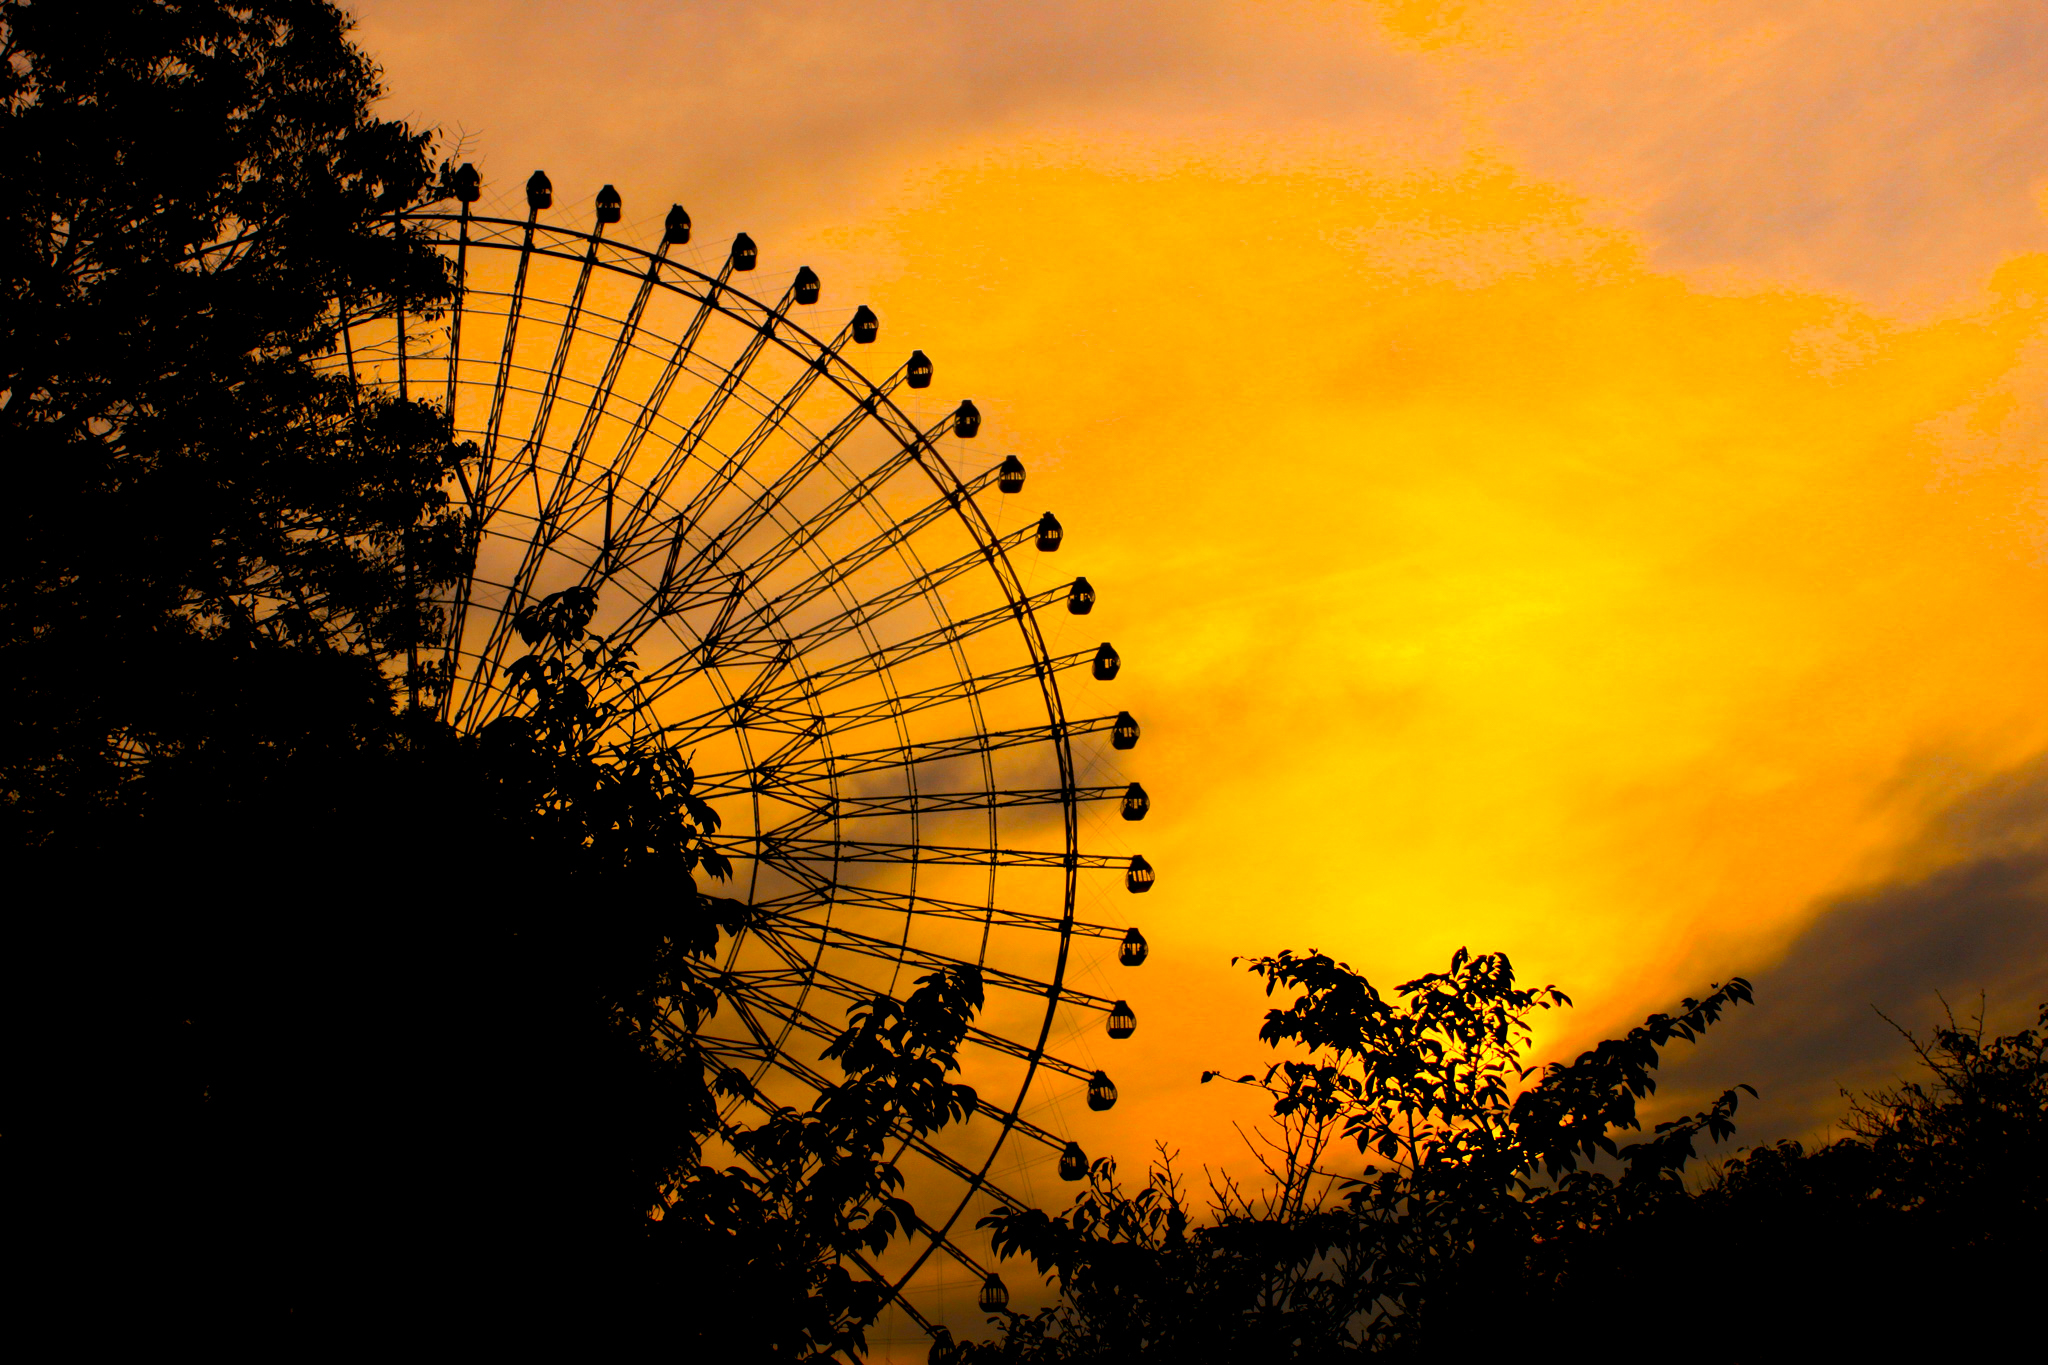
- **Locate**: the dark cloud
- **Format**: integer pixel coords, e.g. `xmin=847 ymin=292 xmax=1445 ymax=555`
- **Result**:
xmin=1651 ymin=754 xmax=2048 ymax=1145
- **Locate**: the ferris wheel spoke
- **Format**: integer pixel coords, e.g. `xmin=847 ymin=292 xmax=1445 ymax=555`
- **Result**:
xmin=708 ymin=439 xmax=1011 ymax=650
xmin=774 ymin=953 xmax=1111 ymax=1091
xmin=677 ymin=319 xmax=899 ymax=541
xmin=651 ymin=642 xmax=1116 ymax=751
xmin=443 ymin=205 xmax=472 ymax=425
xmin=851 ymin=395 xmax=992 ymax=496
xmin=466 ymin=399 xmax=653 ymax=535
xmin=713 ymin=515 xmax=1046 ymax=667
xmin=700 ymin=975 xmax=820 ymax=1080
xmin=922 ymin=1232 xmax=996 ymax=1284
xmin=848 ymin=1253 xmax=940 ymax=1334
xmin=753 ymin=784 xmax=1139 ymax=838
xmin=959 ymin=1026 xmax=1098 ymax=1082
xmin=691 ymin=1031 xmax=777 ymax=1066
xmin=727 ymin=449 xmax=1012 ymax=631
xmin=630 ymin=387 xmax=878 ymax=600
xmin=726 ymin=312 xmax=872 ymax=462
xmin=557 ymin=226 xmax=688 ymax=573
xmin=601 ymin=258 xmax=743 ymax=551
xmin=662 ymin=580 xmax=1073 ymax=733
xmin=695 ymin=712 xmax=1130 ymax=791
xmin=479 ymin=201 xmax=544 ymax=501
xmin=745 ymin=922 xmax=1123 ymax=1017
xmin=514 ymin=216 xmax=605 ymax=479
xmin=967 ymin=1095 xmax=1078 ymax=1155
xmin=559 ymin=225 xmax=677 ymax=487
xmin=692 ymin=999 xmax=795 ymax=1072
xmin=643 ymin=401 xmax=961 ymax=630
xmin=618 ymin=369 xmax=908 ymax=624
xmin=727 ymin=580 xmax=1075 ymax=713
xmin=745 ymin=835 xmax=1130 ymax=873
xmin=607 ymin=237 xmax=778 ymax=549
xmin=638 ymin=270 xmax=820 ymax=547
xmin=751 ymin=883 xmax=1139 ymax=942
xmin=454 ymin=377 xmax=646 ymax=600
xmin=705 ymin=986 xmax=880 ymax=1099
xmin=713 ymin=966 xmax=816 ymax=998
xmin=802 ymin=642 xmax=1114 ymax=729
xmin=723 ymin=964 xmax=1100 ymax=1100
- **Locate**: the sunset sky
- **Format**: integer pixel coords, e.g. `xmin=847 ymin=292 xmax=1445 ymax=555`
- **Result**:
xmin=350 ymin=0 xmax=2048 ymax=1274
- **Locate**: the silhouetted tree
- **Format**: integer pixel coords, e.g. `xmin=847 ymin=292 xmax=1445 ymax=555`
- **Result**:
xmin=0 ymin=2 xmax=750 ymax=1335
xmin=945 ymin=949 xmax=1755 ymax=1360
xmin=0 ymin=0 xmax=463 ymax=844
xmin=1 ymin=0 xmax=471 ymax=1322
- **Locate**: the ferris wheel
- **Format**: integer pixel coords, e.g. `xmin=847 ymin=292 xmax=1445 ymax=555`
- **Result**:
xmin=341 ymin=166 xmax=1154 ymax=1336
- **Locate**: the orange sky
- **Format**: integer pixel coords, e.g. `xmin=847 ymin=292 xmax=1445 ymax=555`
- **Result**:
xmin=348 ymin=0 xmax=2048 ymax=1340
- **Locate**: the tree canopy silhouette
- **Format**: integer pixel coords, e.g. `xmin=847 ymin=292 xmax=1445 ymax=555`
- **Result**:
xmin=3 ymin=0 xmax=477 ymax=1328
xmin=1 ymin=0 xmax=464 ymax=848
xmin=0 ymin=1 xmax=739 ymax=1334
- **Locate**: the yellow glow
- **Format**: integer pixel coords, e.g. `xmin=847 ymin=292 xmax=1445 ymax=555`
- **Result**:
xmin=809 ymin=143 xmax=2048 ymax=1150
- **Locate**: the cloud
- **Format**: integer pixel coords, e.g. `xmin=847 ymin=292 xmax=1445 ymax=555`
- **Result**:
xmin=1368 ymin=0 xmax=2048 ymax=308
xmin=347 ymin=0 xmax=1448 ymax=245
xmin=1653 ymin=753 xmax=2048 ymax=1143
xmin=352 ymin=0 xmax=2048 ymax=308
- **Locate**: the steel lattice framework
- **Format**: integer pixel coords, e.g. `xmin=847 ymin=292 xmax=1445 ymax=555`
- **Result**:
xmin=337 ymin=174 xmax=1154 ymax=1336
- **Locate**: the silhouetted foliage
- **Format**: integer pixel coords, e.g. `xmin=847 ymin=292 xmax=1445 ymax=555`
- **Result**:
xmin=655 ymin=964 xmax=986 ymax=1359
xmin=1625 ymin=998 xmax=2048 ymax=1356
xmin=942 ymin=955 xmax=2044 ymax=1361
xmin=944 ymin=949 xmax=1751 ymax=1360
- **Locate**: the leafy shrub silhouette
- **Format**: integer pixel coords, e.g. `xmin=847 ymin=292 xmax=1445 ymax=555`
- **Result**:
xmin=951 ymin=949 xmax=1752 ymax=1359
xmin=946 ymin=954 xmax=2043 ymax=1361
xmin=653 ymin=965 xmax=987 ymax=1359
